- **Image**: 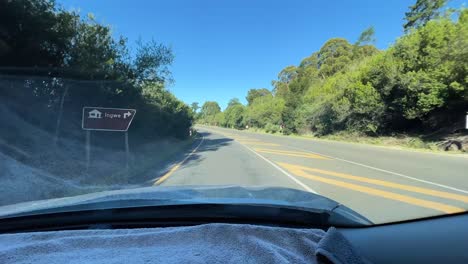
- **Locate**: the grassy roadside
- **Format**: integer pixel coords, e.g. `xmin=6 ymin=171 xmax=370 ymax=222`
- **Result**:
xmin=317 ymin=133 xmax=448 ymax=152
xmin=0 ymin=133 xmax=198 ymax=206
xmin=0 ymin=101 xmax=199 ymax=205
xmin=199 ymin=125 xmax=467 ymax=155
xmin=107 ymin=135 xmax=197 ymax=185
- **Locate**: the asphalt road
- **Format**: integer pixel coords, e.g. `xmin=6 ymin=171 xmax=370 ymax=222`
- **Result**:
xmin=157 ymin=125 xmax=468 ymax=223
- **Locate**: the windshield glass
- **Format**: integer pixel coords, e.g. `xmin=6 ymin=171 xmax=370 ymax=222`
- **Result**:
xmin=0 ymin=0 xmax=467 ymax=225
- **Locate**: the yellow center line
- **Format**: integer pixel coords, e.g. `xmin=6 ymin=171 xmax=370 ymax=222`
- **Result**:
xmin=278 ymin=163 xmax=468 ymax=203
xmin=254 ymin=148 xmax=320 ymax=155
xmin=253 ymin=148 xmax=329 ymax=160
xmin=256 ymin=150 xmax=328 ymax=159
xmin=153 ymin=137 xmax=205 ymax=185
xmin=240 ymin=142 xmax=281 ymax=147
xmin=278 ymin=163 xmax=464 ymax=214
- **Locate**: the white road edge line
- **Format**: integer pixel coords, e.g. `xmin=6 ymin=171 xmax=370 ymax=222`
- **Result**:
xmin=286 ymin=145 xmax=468 ymax=195
xmin=239 ymin=142 xmax=319 ymax=194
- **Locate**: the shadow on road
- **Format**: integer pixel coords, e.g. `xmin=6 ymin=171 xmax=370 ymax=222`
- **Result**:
xmin=141 ymin=131 xmax=233 ymax=184
xmin=198 ymin=132 xmax=233 ymax=151
xmin=178 ymin=131 xmax=233 ymax=168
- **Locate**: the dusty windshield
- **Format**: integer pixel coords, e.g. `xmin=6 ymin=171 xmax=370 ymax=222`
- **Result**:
xmin=0 ymin=0 xmax=467 ymax=224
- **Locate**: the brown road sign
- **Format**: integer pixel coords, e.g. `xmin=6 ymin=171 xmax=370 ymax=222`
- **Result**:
xmin=82 ymin=107 xmax=136 ymax=131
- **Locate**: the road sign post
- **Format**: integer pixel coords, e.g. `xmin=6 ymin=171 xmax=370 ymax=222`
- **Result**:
xmin=466 ymin=112 xmax=468 ymax=130
xmin=86 ymin=130 xmax=91 ymax=171
xmin=82 ymin=107 xmax=136 ymax=174
xmin=54 ymin=85 xmax=69 ymax=146
xmin=125 ymin=131 xmax=130 ymax=173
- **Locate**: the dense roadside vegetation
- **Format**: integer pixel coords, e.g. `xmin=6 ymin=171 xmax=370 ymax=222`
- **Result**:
xmin=0 ymin=0 xmax=193 ymax=140
xmin=0 ymin=0 xmax=197 ymax=204
xmin=196 ymin=0 xmax=467 ymax=150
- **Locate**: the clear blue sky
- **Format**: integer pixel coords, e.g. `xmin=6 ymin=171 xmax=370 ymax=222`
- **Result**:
xmin=58 ymin=0 xmax=464 ymax=110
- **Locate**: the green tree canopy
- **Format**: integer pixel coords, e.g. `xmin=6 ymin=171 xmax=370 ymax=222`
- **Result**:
xmin=317 ymin=38 xmax=354 ymax=77
xmin=227 ymin=98 xmax=242 ymax=108
xmin=404 ymin=0 xmax=447 ymax=31
xmin=0 ymin=0 xmax=192 ymax=139
xmin=370 ymin=10 xmax=467 ymax=128
xmin=201 ymin=101 xmax=221 ymax=117
xmin=355 ymin=26 xmax=376 ymax=46
xmin=190 ymin=102 xmax=200 ymax=113
xmin=196 ymin=1 xmax=466 ymax=137
xmin=224 ymin=104 xmax=246 ymax=129
xmin=246 ymin=88 xmax=271 ymax=105
xmin=245 ymin=95 xmax=284 ymax=128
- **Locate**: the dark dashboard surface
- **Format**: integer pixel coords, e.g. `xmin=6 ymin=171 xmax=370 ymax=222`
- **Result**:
xmin=339 ymin=213 xmax=468 ymax=264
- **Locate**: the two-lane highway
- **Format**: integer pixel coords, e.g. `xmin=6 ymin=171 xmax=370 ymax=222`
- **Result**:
xmin=156 ymin=126 xmax=468 ymax=223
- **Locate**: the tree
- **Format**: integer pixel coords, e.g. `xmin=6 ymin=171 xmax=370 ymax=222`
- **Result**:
xmin=221 ymin=98 xmax=245 ymax=128
xmin=299 ymin=53 xmax=319 ymax=69
xmin=190 ymin=102 xmax=200 ymax=113
xmin=189 ymin=5 xmax=467 ymax=137
xmin=0 ymin=0 xmax=77 ymax=68
xmin=246 ymin=95 xmax=284 ymax=129
xmin=353 ymin=27 xmax=379 ymax=60
xmin=64 ymin=15 xmax=129 ymax=80
xmin=141 ymin=83 xmax=192 ymax=138
xmin=355 ymin=26 xmax=376 ymax=46
xmin=213 ymin=112 xmax=225 ymax=126
xmin=227 ymin=98 xmax=241 ymax=108
xmin=317 ymin=38 xmax=354 ymax=77
xmin=277 ymin=66 xmax=298 ymax=84
xmin=356 ymin=8 xmax=468 ymax=132
xmin=201 ymin=101 xmax=221 ymax=116
xmin=404 ymin=0 xmax=447 ymax=31
xmin=133 ymin=39 xmax=174 ymax=84
xmin=246 ymin=88 xmax=271 ymax=105
xmin=0 ymin=0 xmax=193 ymax=140
xmin=224 ymin=104 xmax=246 ymax=129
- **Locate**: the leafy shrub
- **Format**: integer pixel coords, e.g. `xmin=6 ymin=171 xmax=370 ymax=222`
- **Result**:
xmin=265 ymin=123 xmax=280 ymax=133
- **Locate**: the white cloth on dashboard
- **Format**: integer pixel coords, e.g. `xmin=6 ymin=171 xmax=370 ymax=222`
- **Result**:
xmin=0 ymin=223 xmax=369 ymax=264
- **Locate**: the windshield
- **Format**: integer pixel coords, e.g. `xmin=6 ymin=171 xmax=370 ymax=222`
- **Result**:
xmin=0 ymin=0 xmax=467 ymax=225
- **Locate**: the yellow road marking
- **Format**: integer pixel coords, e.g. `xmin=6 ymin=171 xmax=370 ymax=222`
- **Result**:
xmin=235 ymin=139 xmax=261 ymax=142
xmin=153 ymin=137 xmax=205 ymax=185
xmin=278 ymin=162 xmax=465 ymax=214
xmin=254 ymin=148 xmax=326 ymax=155
xmin=253 ymin=148 xmax=329 ymax=160
xmin=256 ymin=150 xmax=327 ymax=159
xmin=240 ymin=142 xmax=281 ymax=147
xmin=278 ymin=163 xmax=468 ymax=203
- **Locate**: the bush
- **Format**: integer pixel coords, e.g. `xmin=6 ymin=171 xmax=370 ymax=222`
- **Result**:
xmin=265 ymin=123 xmax=280 ymax=133
xmin=245 ymin=95 xmax=284 ymax=128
